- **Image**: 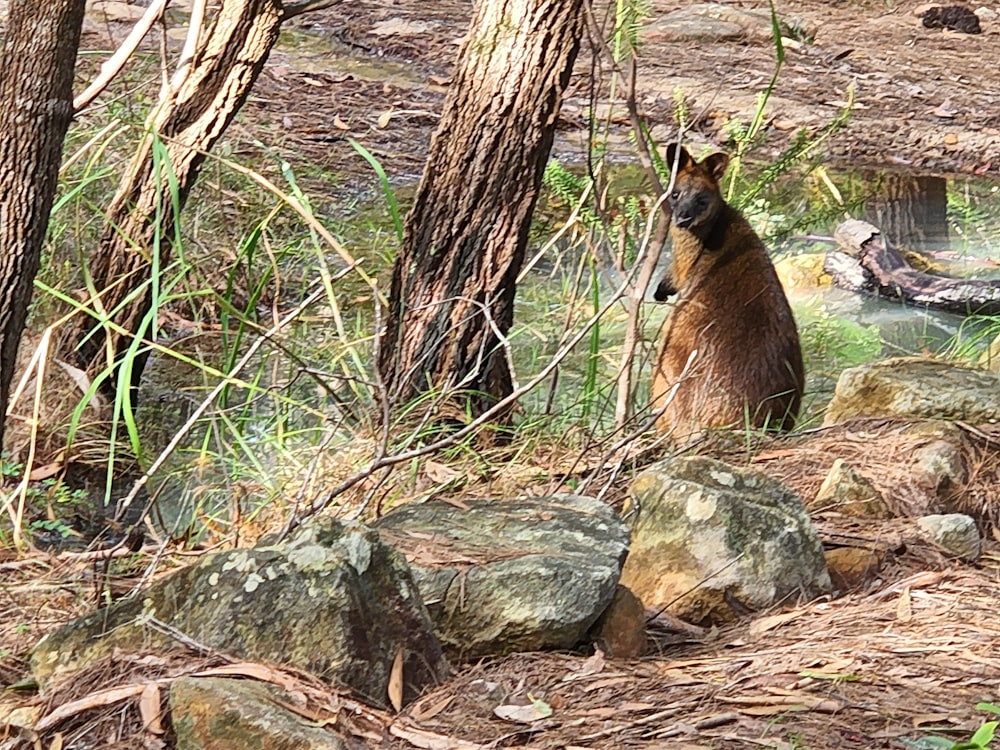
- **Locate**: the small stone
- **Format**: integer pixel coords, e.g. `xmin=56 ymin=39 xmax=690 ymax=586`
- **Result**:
xmin=944 ymin=132 xmax=960 ymax=146
xmin=825 ymin=547 xmax=883 ymax=591
xmin=589 ymin=585 xmax=647 ymax=659
xmin=811 ymin=459 xmax=892 ymax=519
xmin=906 ymin=424 xmax=968 ymax=509
xmin=916 ymin=513 xmax=981 ymax=561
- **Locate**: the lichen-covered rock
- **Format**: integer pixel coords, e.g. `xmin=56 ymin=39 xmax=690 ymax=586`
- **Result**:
xmin=621 ymin=456 xmax=831 ymax=625
xmin=374 ymin=494 xmax=629 ymax=661
xmin=810 ymin=459 xmax=891 ymax=519
xmin=825 ymin=357 xmax=1000 ymax=425
xmin=32 ymin=521 xmax=447 ymax=706
xmin=171 ymin=676 xmax=348 ymax=750
xmin=904 ymin=422 xmax=969 ymax=511
xmin=588 ymin=585 xmax=647 ymax=659
xmin=916 ymin=513 xmax=981 ymax=561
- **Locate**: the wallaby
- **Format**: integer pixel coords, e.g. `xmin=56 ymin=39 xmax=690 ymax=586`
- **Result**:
xmin=651 ymin=143 xmax=804 ymax=438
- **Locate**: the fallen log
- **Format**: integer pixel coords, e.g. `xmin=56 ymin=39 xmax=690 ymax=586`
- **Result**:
xmin=825 ymin=218 xmax=1000 ymax=316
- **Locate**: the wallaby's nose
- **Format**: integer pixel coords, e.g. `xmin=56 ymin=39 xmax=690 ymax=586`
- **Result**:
xmin=674 ymin=210 xmax=695 ymax=229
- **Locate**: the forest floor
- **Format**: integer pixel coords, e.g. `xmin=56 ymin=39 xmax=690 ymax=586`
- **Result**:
xmin=3 ymin=1 xmax=1000 ymax=749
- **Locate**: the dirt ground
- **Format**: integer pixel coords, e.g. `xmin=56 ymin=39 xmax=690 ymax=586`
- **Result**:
xmin=3 ymin=1 xmax=1000 ymax=749
xmin=254 ymin=0 xmax=1000 ymax=186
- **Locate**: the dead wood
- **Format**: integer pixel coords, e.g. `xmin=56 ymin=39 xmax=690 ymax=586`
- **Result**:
xmin=825 ymin=218 xmax=1000 ymax=316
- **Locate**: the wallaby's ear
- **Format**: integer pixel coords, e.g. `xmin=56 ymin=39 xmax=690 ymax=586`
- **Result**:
xmin=703 ymin=152 xmax=731 ymax=182
xmin=665 ymin=143 xmax=691 ymax=174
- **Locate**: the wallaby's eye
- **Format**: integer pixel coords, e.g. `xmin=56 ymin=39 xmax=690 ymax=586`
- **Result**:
xmin=670 ymin=190 xmax=680 ymax=200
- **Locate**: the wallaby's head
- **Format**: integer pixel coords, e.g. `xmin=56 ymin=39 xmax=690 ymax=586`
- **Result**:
xmin=665 ymin=144 xmax=730 ymax=232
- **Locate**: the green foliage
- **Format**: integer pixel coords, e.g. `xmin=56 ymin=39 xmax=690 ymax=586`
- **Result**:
xmin=798 ymin=302 xmax=883 ymax=371
xmin=611 ymin=0 xmax=651 ymax=60
xmin=920 ymin=703 xmax=1000 ymax=749
xmin=0 ymin=456 xmax=87 ymax=544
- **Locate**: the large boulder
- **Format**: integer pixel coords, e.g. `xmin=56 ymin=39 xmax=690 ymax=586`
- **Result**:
xmin=32 ymin=520 xmax=447 ymax=707
xmin=621 ymin=456 xmax=831 ymax=625
xmin=825 ymin=357 xmax=1000 ymax=424
xmin=374 ymin=494 xmax=630 ymax=661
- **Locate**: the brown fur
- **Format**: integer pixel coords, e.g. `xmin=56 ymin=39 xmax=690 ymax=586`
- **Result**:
xmin=651 ymin=144 xmax=804 ymax=438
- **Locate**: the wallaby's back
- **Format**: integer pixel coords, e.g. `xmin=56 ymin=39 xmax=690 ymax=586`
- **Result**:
xmin=651 ymin=145 xmax=804 ymax=438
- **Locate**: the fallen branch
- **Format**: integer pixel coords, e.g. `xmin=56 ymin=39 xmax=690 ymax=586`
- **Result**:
xmin=827 ymin=218 xmax=1000 ymax=316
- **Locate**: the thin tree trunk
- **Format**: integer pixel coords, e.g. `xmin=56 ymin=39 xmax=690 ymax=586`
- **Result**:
xmin=64 ymin=0 xmax=284 ymax=398
xmin=377 ymin=0 xmax=585 ymax=423
xmin=0 ymin=0 xmax=87 ymax=450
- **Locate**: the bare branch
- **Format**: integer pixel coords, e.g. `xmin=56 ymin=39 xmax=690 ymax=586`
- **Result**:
xmin=74 ymin=0 xmax=170 ymax=113
xmin=282 ymin=0 xmax=337 ymax=20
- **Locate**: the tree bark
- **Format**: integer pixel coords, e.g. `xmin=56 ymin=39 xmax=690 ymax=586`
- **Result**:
xmin=63 ymin=0 xmax=284 ymax=399
xmin=0 ymin=0 xmax=87 ymax=450
xmin=865 ymin=172 xmax=949 ymax=252
xmin=827 ymin=218 xmax=1000 ymax=316
xmin=377 ymin=0 xmax=585 ymax=423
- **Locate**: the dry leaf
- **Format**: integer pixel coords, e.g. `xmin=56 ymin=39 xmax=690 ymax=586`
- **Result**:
xmin=582 ymin=676 xmax=630 ymax=692
xmin=931 ymin=101 xmax=958 ymax=118
xmin=194 ymin=662 xmax=297 ymax=691
xmin=27 ymin=461 xmax=62 ymax=481
xmin=574 ymin=647 xmax=605 ymax=677
xmin=53 ymin=359 xmax=93 ymax=397
xmin=139 ymin=682 xmax=163 ymax=734
xmin=48 ymin=733 xmax=63 ymax=750
xmin=333 ymin=115 xmax=350 ymax=131
xmin=388 ymin=646 xmax=405 ymax=712
xmin=429 ymin=75 xmax=451 ymax=85
xmin=493 ymin=696 xmax=553 ymax=724
xmin=377 ymin=110 xmax=393 ymax=129
xmin=912 ymin=713 xmax=953 ymax=727
xmin=749 ymin=610 xmax=802 ymax=636
xmin=425 ymin=460 xmax=461 ymax=485
xmin=35 ymin=684 xmax=147 ymax=732
xmin=370 ymin=18 xmax=431 ymax=37
xmin=409 ymin=694 xmax=454 ymax=722
xmin=388 ymin=722 xmax=489 ymax=749
xmin=577 ymin=706 xmax=617 ymax=718
xmin=437 ymin=496 xmax=471 ymax=511
xmin=896 ymin=586 xmax=913 ymax=623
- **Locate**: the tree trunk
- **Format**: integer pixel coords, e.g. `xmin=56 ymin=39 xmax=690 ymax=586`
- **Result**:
xmin=0 ymin=0 xmax=86 ymax=451
xmin=63 ymin=0 xmax=283 ymax=399
xmin=377 ymin=0 xmax=585 ymax=423
xmin=866 ymin=173 xmax=949 ymax=252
